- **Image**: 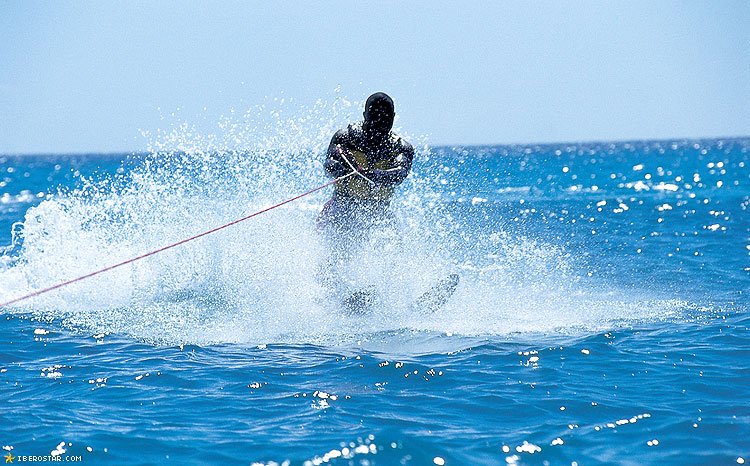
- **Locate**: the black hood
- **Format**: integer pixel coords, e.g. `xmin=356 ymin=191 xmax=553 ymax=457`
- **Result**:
xmin=362 ymin=92 xmax=395 ymax=139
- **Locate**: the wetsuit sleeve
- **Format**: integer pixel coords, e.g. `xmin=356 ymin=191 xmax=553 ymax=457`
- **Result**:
xmin=366 ymin=140 xmax=415 ymax=186
xmin=323 ymin=129 xmax=351 ymax=178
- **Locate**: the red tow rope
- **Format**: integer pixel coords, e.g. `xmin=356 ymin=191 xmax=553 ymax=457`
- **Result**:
xmin=0 ymin=173 xmax=353 ymax=308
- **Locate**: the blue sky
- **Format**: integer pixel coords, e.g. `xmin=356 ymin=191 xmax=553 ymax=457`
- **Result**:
xmin=1 ymin=0 xmax=748 ymax=154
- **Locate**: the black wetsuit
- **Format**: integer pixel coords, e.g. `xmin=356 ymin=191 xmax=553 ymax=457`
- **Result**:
xmin=317 ymin=122 xmax=415 ymax=234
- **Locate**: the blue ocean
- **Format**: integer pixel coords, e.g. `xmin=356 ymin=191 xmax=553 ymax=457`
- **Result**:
xmin=1 ymin=108 xmax=748 ymax=465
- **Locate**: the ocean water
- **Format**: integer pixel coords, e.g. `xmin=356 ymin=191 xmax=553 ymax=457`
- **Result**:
xmin=1 ymin=119 xmax=748 ymax=464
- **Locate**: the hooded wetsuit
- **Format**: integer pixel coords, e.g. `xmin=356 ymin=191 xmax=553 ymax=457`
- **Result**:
xmin=318 ymin=93 xmax=414 ymax=234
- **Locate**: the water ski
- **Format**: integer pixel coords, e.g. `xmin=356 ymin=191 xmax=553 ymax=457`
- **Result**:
xmin=343 ymin=274 xmax=459 ymax=315
xmin=410 ymin=273 xmax=460 ymax=313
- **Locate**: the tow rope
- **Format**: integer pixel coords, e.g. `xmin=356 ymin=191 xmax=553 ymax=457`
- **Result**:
xmin=0 ymin=171 xmax=355 ymax=308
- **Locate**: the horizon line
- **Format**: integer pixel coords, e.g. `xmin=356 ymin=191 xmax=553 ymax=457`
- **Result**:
xmin=1 ymin=134 xmax=748 ymax=158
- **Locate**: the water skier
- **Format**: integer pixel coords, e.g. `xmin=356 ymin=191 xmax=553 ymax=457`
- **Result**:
xmin=316 ymin=92 xmax=415 ymax=311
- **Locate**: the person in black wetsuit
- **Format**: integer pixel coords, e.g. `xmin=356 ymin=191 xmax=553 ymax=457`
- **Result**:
xmin=317 ymin=92 xmax=415 ymax=236
xmin=317 ymin=92 xmax=415 ymax=308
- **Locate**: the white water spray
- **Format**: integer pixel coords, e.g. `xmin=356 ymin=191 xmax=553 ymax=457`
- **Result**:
xmin=0 ymin=95 xmax=686 ymax=346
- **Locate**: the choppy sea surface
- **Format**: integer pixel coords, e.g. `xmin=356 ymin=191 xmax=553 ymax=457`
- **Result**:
xmin=1 ymin=130 xmax=748 ymax=464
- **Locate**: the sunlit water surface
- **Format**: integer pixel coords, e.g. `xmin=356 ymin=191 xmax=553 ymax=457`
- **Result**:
xmin=0 ymin=108 xmax=748 ymax=465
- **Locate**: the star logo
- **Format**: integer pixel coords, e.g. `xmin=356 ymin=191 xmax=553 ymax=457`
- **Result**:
xmin=3 ymin=452 xmax=14 ymax=463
